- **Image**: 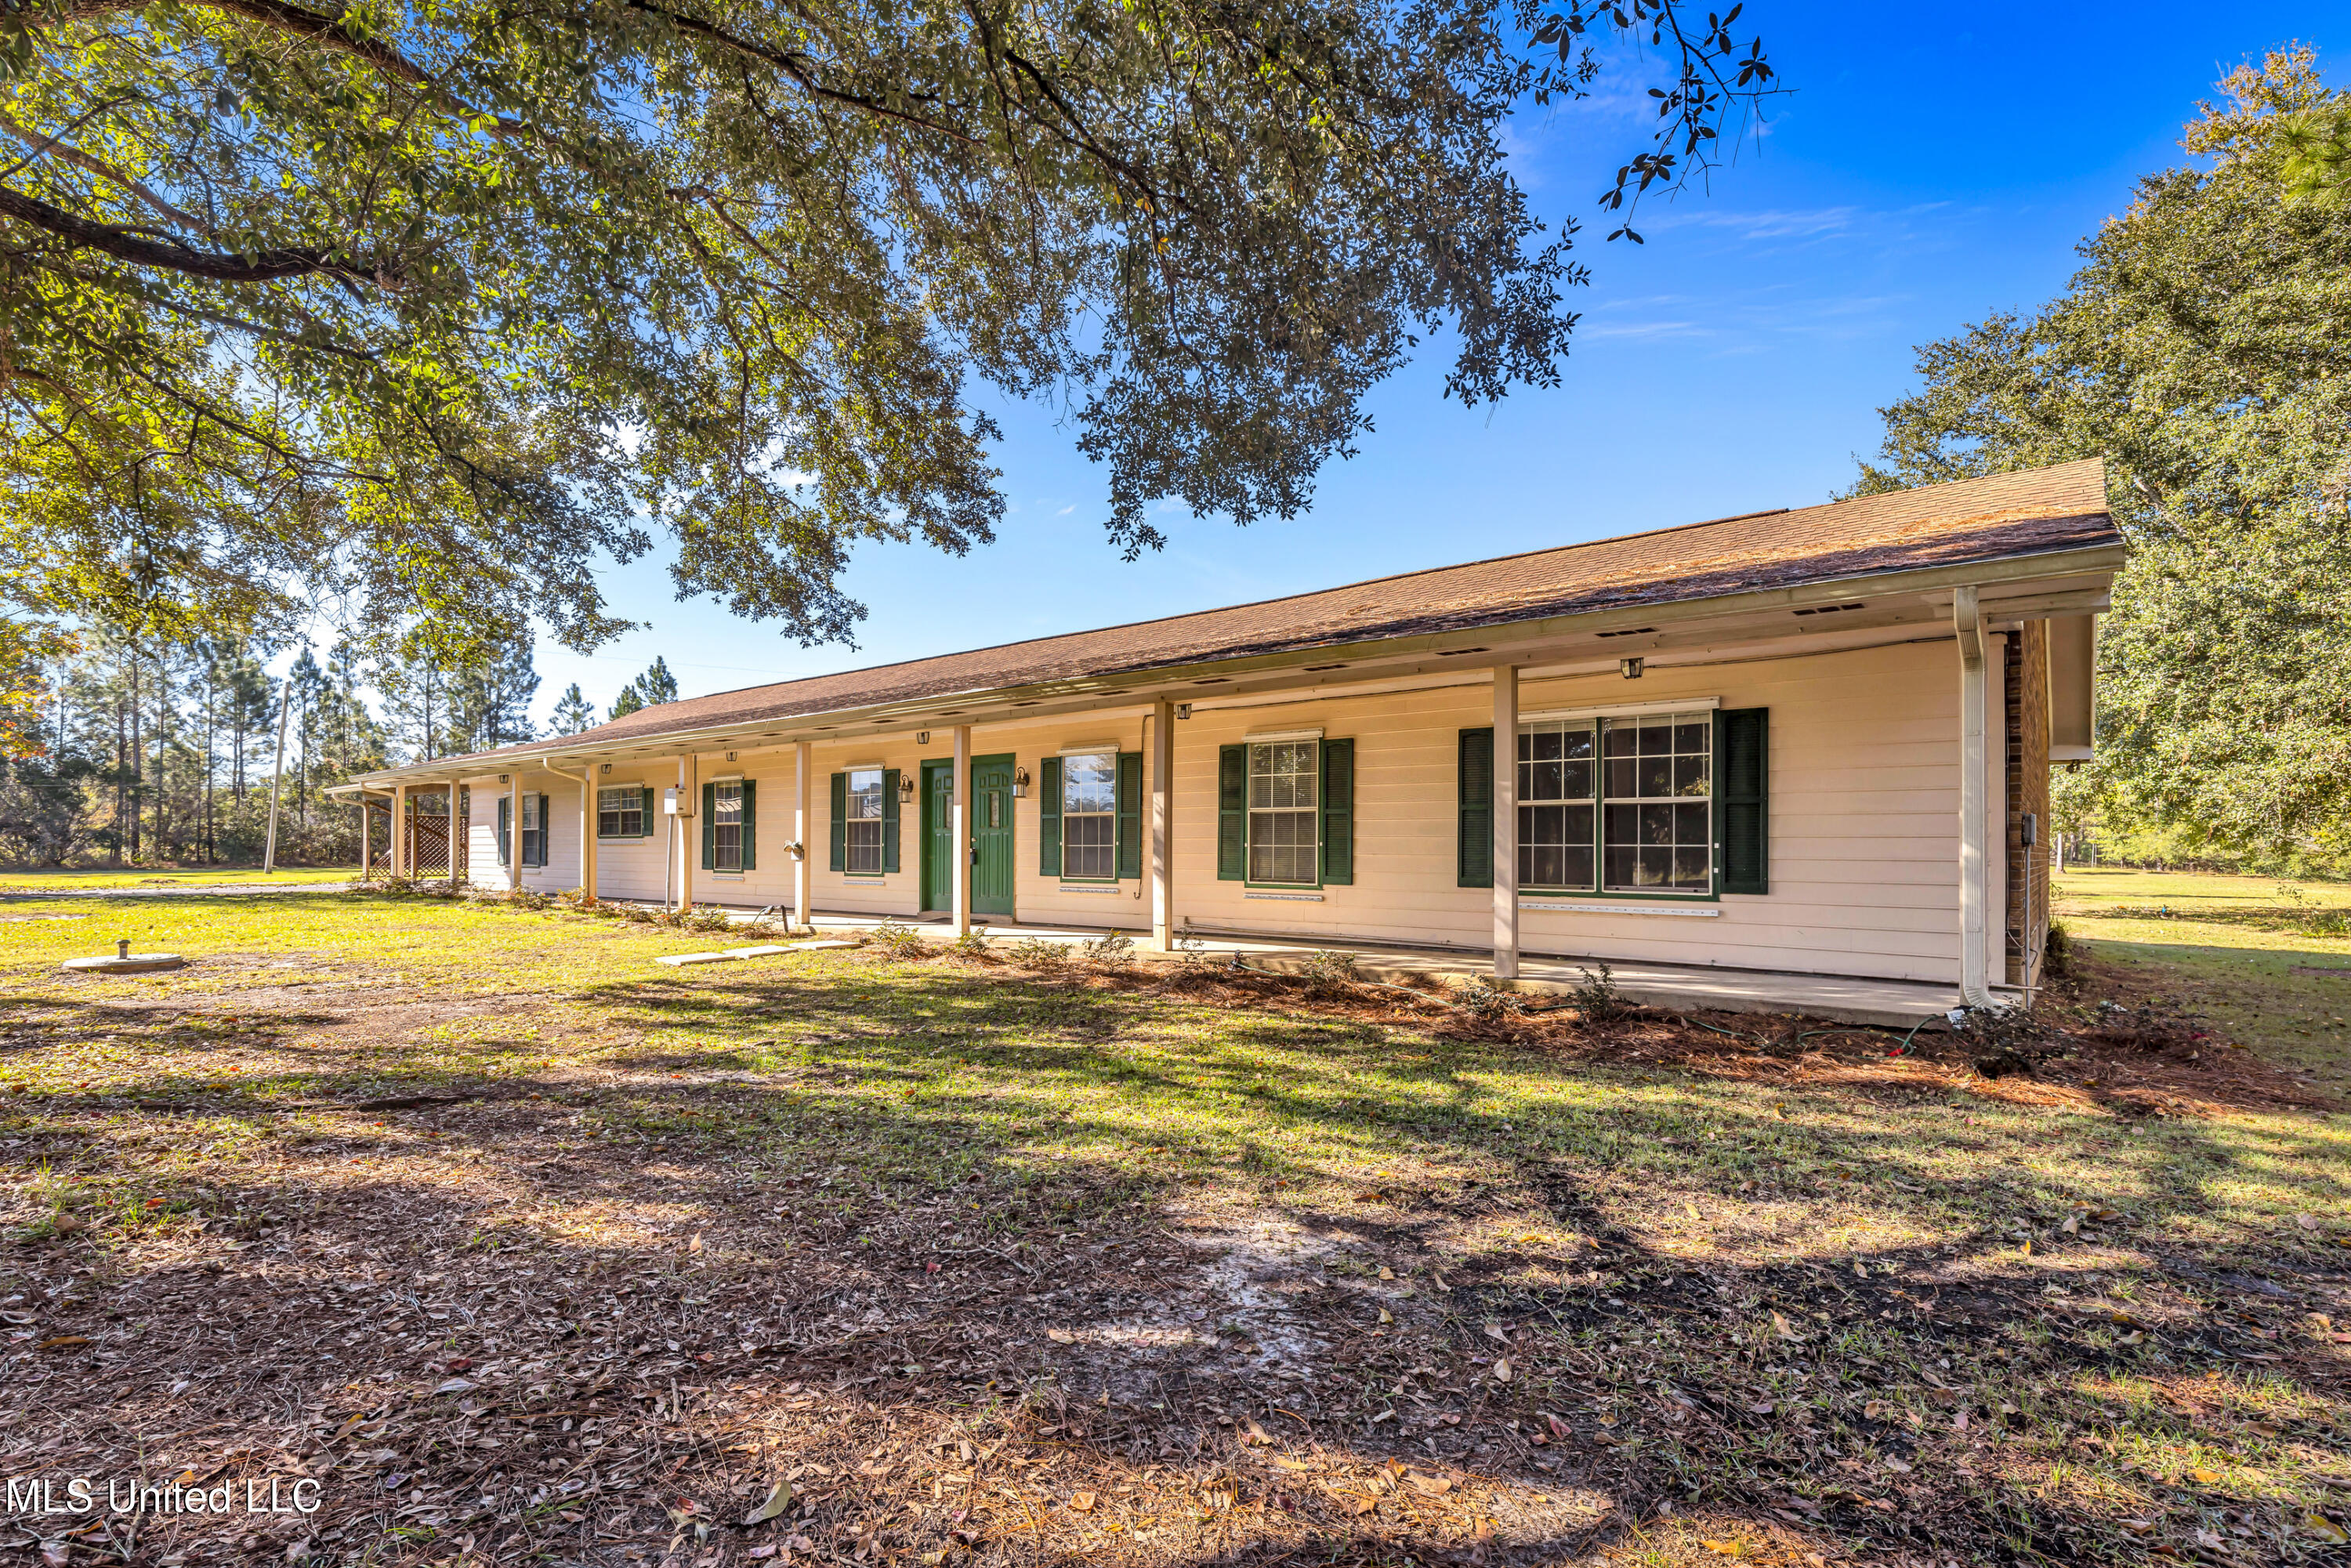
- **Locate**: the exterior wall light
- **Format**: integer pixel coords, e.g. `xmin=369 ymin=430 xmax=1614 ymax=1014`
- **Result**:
xmin=1012 ymin=766 xmax=1031 ymax=799
xmin=897 ymin=773 xmax=916 ymax=805
xmin=1175 ymin=703 xmax=1193 ymax=719
xmin=1620 ymin=657 xmax=1645 ymax=679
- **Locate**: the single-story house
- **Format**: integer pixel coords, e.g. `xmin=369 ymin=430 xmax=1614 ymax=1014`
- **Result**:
xmin=335 ymin=458 xmax=2118 ymax=1008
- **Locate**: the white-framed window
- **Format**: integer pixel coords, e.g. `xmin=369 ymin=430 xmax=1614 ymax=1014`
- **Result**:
xmin=597 ymin=785 xmax=643 ymax=838
xmin=1248 ymin=740 xmax=1318 ymax=885
xmin=1518 ymin=721 xmax=1596 ymax=890
xmin=520 ymin=791 xmax=545 ymax=867
xmin=1601 ymin=711 xmax=1711 ymax=893
xmin=1060 ymin=751 xmax=1117 ymax=880
xmin=845 ymin=767 xmax=884 ymax=875
xmin=712 ymin=780 xmax=744 ymax=874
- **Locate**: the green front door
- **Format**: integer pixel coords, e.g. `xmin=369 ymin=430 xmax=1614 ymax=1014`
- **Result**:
xmin=970 ymin=753 xmax=1016 ymax=917
xmin=919 ymin=759 xmax=955 ymax=912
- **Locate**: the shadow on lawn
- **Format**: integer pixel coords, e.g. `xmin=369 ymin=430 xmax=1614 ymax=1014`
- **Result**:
xmin=2 ymin=957 xmax=2346 ymax=1566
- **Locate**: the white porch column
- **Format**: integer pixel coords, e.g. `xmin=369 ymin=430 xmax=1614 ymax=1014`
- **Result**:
xmin=356 ymin=798 xmax=369 ymax=878
xmin=950 ymin=724 xmax=972 ymax=937
xmin=1150 ymin=698 xmax=1175 ymax=951
xmin=392 ymin=783 xmax=408 ymax=878
xmin=578 ymin=770 xmax=597 ymax=904
xmin=1492 ymin=664 xmax=1520 ymax=981
xmin=450 ymin=776 xmax=464 ymax=885
xmin=1954 ymin=587 xmax=1994 ymax=1007
xmin=676 ymin=755 xmax=697 ymax=911
xmin=792 ymin=741 xmax=813 ymax=932
xmin=508 ymin=772 xmax=524 ymax=890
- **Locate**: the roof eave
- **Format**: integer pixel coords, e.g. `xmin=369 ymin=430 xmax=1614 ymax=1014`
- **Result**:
xmin=353 ymin=534 xmax=2126 ymax=786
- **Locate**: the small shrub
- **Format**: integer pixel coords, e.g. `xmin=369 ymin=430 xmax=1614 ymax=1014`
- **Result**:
xmin=867 ymin=918 xmax=929 ymax=959
xmin=621 ymin=904 xmax=660 ymax=925
xmin=1568 ymin=961 xmax=1628 ymax=1023
xmin=1081 ymin=929 xmax=1137 ymax=966
xmin=1003 ymin=934 xmax=1066 ymax=969
xmin=681 ymin=903 xmax=733 ymax=933
xmin=2041 ymin=919 xmax=2076 ymax=980
xmin=949 ymin=929 xmax=994 ymax=961
xmin=1299 ymin=948 xmax=1358 ymax=996
xmin=1455 ymin=974 xmax=1520 ymax=1021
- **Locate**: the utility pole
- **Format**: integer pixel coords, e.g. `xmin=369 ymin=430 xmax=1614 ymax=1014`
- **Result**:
xmin=263 ymin=659 xmax=297 ymax=875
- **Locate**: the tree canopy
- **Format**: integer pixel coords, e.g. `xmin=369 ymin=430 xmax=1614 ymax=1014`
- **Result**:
xmin=0 ymin=0 xmax=1776 ymax=661
xmin=1853 ymin=49 xmax=2351 ymax=862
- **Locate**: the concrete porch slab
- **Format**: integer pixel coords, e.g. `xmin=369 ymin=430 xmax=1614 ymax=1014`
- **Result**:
xmin=655 ymin=901 xmax=1983 ymax=1030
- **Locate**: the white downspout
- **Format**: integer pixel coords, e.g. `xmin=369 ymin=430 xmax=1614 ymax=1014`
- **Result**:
xmin=1954 ymin=586 xmax=1994 ymax=1009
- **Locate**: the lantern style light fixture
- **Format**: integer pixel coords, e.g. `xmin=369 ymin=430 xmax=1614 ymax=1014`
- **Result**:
xmin=1619 ymin=657 xmax=1645 ymax=679
xmin=1012 ymin=766 xmax=1031 ymax=799
xmin=897 ymin=772 xmax=917 ymax=804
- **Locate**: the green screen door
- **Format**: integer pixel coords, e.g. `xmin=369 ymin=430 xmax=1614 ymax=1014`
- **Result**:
xmin=920 ymin=759 xmax=955 ymax=912
xmin=970 ymin=754 xmax=1016 ymax=917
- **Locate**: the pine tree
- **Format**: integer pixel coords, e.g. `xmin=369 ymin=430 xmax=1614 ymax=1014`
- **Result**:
xmin=609 ymin=657 xmax=678 ymax=719
xmin=549 ymin=683 xmax=595 ymax=736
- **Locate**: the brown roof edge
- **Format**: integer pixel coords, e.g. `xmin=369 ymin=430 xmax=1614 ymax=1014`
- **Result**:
xmin=360 ymin=459 xmax=2117 ymax=781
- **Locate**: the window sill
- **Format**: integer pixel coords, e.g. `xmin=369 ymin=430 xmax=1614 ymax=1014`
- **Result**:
xmin=1521 ymin=900 xmax=1720 ymax=917
xmin=1057 ymin=882 xmax=1122 ymax=894
xmin=1245 ymin=889 xmax=1323 ymax=901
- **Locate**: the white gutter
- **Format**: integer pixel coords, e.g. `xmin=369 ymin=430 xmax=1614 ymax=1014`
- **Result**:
xmin=1953 ymin=586 xmax=1994 ymax=1009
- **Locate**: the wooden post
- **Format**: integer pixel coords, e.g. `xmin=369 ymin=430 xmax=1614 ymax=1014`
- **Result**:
xmin=950 ymin=725 xmax=972 ymax=937
xmin=356 ymin=798 xmax=369 ymax=880
xmin=1150 ymin=698 xmax=1174 ymax=951
xmin=1492 ymin=664 xmax=1520 ymax=981
xmin=1954 ymin=586 xmax=1992 ymax=1008
xmin=793 ymin=740 xmax=813 ymax=933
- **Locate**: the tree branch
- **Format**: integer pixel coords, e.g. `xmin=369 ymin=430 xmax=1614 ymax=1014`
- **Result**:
xmin=0 ymin=183 xmax=382 ymax=283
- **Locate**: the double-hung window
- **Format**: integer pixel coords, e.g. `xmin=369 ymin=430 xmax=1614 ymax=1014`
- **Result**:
xmin=1247 ymin=741 xmax=1319 ymax=885
xmin=1060 ymin=751 xmax=1117 ymax=880
xmin=843 ymin=768 xmax=884 ymax=875
xmin=1602 ymin=712 xmax=1712 ymax=893
xmin=712 ymin=780 xmax=744 ymax=873
xmin=597 ymin=786 xmax=643 ymax=838
xmin=1512 ymin=709 xmax=1712 ymax=895
xmin=520 ymin=792 xmax=545 ymax=867
xmin=1518 ymin=722 xmax=1596 ymax=891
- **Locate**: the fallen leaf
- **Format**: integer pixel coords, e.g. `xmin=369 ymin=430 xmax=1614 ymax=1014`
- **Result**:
xmin=2302 ymin=1514 xmax=2349 ymax=1544
xmin=1376 ymin=1266 xmax=1395 ymax=1280
xmin=1493 ymin=1356 xmax=1513 ymax=1383
xmin=2192 ymin=1469 xmax=2222 ymax=1485
xmin=743 ymin=1479 xmax=792 ymax=1526
xmin=1703 ymin=1541 xmax=1751 ymax=1559
xmin=1407 ymin=1473 xmax=1452 ymax=1496
xmin=1067 ymin=1491 xmax=1095 ymax=1512
xmin=1046 ymin=1327 xmax=1075 ymax=1343
xmin=1377 ymin=1308 xmax=1393 ymax=1325
xmin=1884 ymin=1458 xmax=1913 ymax=1474
xmin=2298 ymin=1213 xmax=2321 ymax=1231
xmin=36 ymin=1335 xmax=90 ymax=1350
xmin=1482 ymin=1323 xmax=1508 ymax=1343
xmin=1770 ymin=1311 xmax=1806 ymax=1342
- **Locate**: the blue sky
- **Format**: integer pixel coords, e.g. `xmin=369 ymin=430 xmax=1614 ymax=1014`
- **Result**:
xmin=525 ymin=2 xmax=2340 ymax=722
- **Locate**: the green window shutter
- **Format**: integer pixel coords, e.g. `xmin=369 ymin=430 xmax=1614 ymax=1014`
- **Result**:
xmin=1038 ymin=755 xmax=1062 ymax=877
xmin=700 ymin=782 xmax=715 ymax=871
xmin=1715 ymin=708 xmax=1769 ymax=895
xmin=1116 ymin=751 xmax=1143 ymax=880
xmin=1458 ymin=726 xmax=1493 ymax=888
xmin=828 ymin=773 xmax=845 ymax=871
xmin=639 ymin=786 xmax=654 ymax=837
xmin=740 ymin=780 xmax=757 ymax=871
xmin=881 ymin=770 xmax=900 ymax=874
xmin=1217 ymin=744 xmax=1246 ymax=881
xmin=1320 ymin=738 xmax=1354 ymax=886
xmin=538 ymin=794 xmax=553 ymax=867
xmin=495 ymin=796 xmax=509 ymax=866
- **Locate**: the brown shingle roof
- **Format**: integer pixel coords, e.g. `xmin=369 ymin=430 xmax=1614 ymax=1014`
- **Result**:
xmin=440 ymin=458 xmax=2115 ymax=767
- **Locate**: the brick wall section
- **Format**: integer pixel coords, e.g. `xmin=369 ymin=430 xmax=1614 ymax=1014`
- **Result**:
xmin=2004 ymin=621 xmax=2052 ymax=985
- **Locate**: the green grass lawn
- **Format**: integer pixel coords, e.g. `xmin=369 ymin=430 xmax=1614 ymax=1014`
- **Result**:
xmin=0 ymin=886 xmax=2344 ymax=1567
xmin=0 ymin=865 xmax=357 ymax=892
xmin=2058 ymin=867 xmax=2351 ymax=1099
